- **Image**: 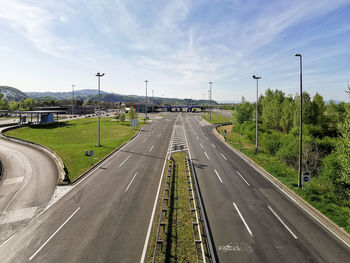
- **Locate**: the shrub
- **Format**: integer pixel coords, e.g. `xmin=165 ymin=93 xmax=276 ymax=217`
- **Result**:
xmin=261 ymin=132 xmax=281 ymax=155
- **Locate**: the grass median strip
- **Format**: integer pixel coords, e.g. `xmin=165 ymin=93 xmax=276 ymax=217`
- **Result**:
xmin=148 ymin=151 xmax=197 ymax=262
xmin=202 ymin=112 xmax=232 ymax=124
xmin=5 ymin=117 xmax=141 ymax=181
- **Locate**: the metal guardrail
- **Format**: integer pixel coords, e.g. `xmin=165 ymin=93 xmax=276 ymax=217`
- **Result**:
xmin=153 ymin=158 xmax=174 ymax=262
xmin=189 ymin=158 xmax=218 ymax=263
xmin=185 ymin=157 xmax=206 ymax=263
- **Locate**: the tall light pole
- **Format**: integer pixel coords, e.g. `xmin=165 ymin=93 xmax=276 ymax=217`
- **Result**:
xmin=252 ymin=75 xmax=261 ymax=154
xmin=72 ymin=84 xmax=75 ymax=115
xmin=145 ymin=80 xmax=148 ymax=119
xmin=96 ymin=72 xmax=105 ymax=147
xmin=209 ymin=82 xmax=213 ymax=121
xmin=295 ymin=53 xmax=303 ymax=188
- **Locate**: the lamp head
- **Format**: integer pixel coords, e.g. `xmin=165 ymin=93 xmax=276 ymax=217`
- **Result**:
xmin=252 ymin=75 xmax=261 ymax=79
xmin=295 ymin=53 xmax=302 ymax=57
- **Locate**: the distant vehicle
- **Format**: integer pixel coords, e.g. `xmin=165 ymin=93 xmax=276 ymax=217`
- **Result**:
xmin=125 ymin=107 xmax=131 ymax=113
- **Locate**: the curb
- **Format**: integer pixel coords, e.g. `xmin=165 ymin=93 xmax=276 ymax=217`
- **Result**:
xmin=70 ymin=124 xmax=144 ymax=184
xmin=212 ymin=125 xmax=350 ymax=247
xmin=0 ymin=125 xmax=68 ymax=185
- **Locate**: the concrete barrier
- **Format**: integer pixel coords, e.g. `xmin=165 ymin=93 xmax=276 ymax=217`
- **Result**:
xmin=0 ymin=125 xmax=68 ymax=185
xmin=0 ymin=159 xmax=3 ymax=182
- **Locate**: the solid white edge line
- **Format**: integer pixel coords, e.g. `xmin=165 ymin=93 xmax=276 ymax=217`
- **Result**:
xmin=140 ymin=117 xmax=174 ymax=263
xmin=233 ymin=202 xmax=253 ymax=236
xmin=214 ymin=169 xmax=223 ymax=184
xmin=125 ymin=173 xmax=138 ymax=192
xmin=220 ymin=152 xmax=227 ymax=160
xmin=0 ymin=234 xmax=15 ymax=249
xmin=268 ymin=206 xmax=298 ymax=239
xmin=29 ymin=207 xmax=80 ymax=261
xmin=119 ymin=155 xmax=131 ymax=167
xmin=149 ymin=145 xmax=154 ymax=152
xmin=204 ymin=152 xmax=210 ymax=160
xmin=236 ymin=170 xmax=250 ymax=186
xmin=230 ymin=146 xmax=350 ymax=248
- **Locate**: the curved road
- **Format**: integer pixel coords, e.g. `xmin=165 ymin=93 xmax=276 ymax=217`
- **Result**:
xmin=0 ymin=131 xmax=58 ymax=244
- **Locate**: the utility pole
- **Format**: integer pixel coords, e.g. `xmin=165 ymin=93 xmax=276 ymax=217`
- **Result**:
xmin=96 ymin=72 xmax=105 ymax=147
xmin=252 ymin=75 xmax=261 ymax=154
xmin=145 ymin=80 xmax=148 ymax=119
xmin=295 ymin=53 xmax=303 ymax=188
xmin=209 ymin=82 xmax=213 ymax=121
xmin=72 ymin=84 xmax=75 ymax=115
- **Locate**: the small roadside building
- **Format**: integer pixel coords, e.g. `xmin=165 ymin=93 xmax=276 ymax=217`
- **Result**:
xmin=14 ymin=110 xmax=67 ymax=124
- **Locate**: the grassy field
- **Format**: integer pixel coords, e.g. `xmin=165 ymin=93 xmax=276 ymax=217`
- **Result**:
xmin=148 ymin=152 xmax=197 ymax=262
xmin=202 ymin=112 xmax=232 ymax=124
xmin=5 ymin=117 xmax=140 ymax=181
xmin=218 ymin=125 xmax=350 ymax=233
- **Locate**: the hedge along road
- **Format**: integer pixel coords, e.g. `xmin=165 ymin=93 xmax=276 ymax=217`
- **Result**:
xmin=0 ymin=126 xmax=57 ymax=245
xmin=5 ymin=117 xmax=141 ymax=182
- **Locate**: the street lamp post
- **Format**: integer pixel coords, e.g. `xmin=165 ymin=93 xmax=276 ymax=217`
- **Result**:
xmin=145 ymin=80 xmax=148 ymax=119
xmin=96 ymin=72 xmax=105 ymax=147
xmin=252 ymin=75 xmax=261 ymax=154
xmin=209 ymin=82 xmax=213 ymax=121
xmin=72 ymin=84 xmax=75 ymax=115
xmin=295 ymin=53 xmax=303 ymax=188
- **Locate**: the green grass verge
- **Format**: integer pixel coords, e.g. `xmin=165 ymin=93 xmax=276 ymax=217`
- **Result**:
xmin=218 ymin=125 xmax=350 ymax=233
xmin=148 ymin=152 xmax=197 ymax=262
xmin=202 ymin=112 xmax=232 ymax=124
xmin=5 ymin=117 xmax=141 ymax=181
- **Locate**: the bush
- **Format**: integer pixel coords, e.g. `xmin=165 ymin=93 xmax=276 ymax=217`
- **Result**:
xmin=276 ymin=134 xmax=299 ymax=168
xmin=261 ymin=132 xmax=281 ymax=155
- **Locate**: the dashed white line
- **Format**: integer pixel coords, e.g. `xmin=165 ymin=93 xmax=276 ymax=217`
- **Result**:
xmin=233 ymin=202 xmax=253 ymax=236
xmin=196 ymin=136 xmax=199 ymax=140
xmin=220 ymin=153 xmax=227 ymax=160
xmin=125 ymin=173 xmax=138 ymax=192
xmin=149 ymin=145 xmax=154 ymax=152
xmin=212 ymin=143 xmax=216 ymax=148
xmin=0 ymin=234 xmax=15 ymax=249
xmin=204 ymin=152 xmax=210 ymax=160
xmin=214 ymin=169 xmax=223 ymax=183
xmin=268 ymin=206 xmax=298 ymax=239
xmin=158 ymin=133 xmax=162 ymax=137
xmin=29 ymin=207 xmax=80 ymax=261
xmin=236 ymin=170 xmax=250 ymax=186
xmin=200 ymin=143 xmax=203 ymax=149
xmin=119 ymin=155 xmax=131 ymax=167
xmin=205 ymin=136 xmax=209 ymax=141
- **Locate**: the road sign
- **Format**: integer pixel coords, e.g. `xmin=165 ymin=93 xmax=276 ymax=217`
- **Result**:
xmin=130 ymin=119 xmax=138 ymax=127
xmin=89 ymin=150 xmax=94 ymax=156
xmin=302 ymin=171 xmax=310 ymax=182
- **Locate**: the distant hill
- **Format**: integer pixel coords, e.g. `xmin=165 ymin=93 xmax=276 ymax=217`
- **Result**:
xmin=0 ymin=86 xmax=29 ymax=101
xmin=25 ymin=89 xmax=218 ymax=105
xmin=26 ymin=89 xmax=109 ymax=101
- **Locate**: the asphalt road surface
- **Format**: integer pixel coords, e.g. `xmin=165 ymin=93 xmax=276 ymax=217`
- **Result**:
xmin=182 ymin=113 xmax=350 ymax=263
xmin=0 ymin=129 xmax=58 ymax=245
xmin=0 ymin=114 xmax=176 ymax=263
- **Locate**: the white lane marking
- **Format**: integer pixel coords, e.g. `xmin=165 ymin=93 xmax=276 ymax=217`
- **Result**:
xmin=212 ymin=143 xmax=216 ymax=148
xmin=118 ymin=155 xmax=131 ymax=167
xmin=230 ymin=146 xmax=350 ymax=248
xmin=0 ymin=234 xmax=15 ymax=249
xmin=204 ymin=152 xmax=210 ymax=160
xmin=196 ymin=136 xmax=199 ymax=140
xmin=236 ymin=170 xmax=250 ymax=186
xmin=200 ymin=143 xmax=203 ymax=149
xmin=143 ymin=138 xmax=147 ymax=142
xmin=220 ymin=153 xmax=227 ymax=160
xmin=149 ymin=145 xmax=154 ymax=152
xmin=158 ymin=133 xmax=162 ymax=137
xmin=3 ymin=177 xmax=24 ymax=185
xmin=205 ymin=136 xmax=209 ymax=141
xmin=268 ymin=206 xmax=298 ymax=239
xmin=125 ymin=173 xmax=138 ymax=192
xmin=233 ymin=202 xmax=253 ymax=237
xmin=29 ymin=207 xmax=80 ymax=261
xmin=140 ymin=118 xmax=174 ymax=263
xmin=214 ymin=169 xmax=223 ymax=183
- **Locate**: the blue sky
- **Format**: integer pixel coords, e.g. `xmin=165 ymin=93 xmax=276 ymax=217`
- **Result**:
xmin=0 ymin=0 xmax=349 ymax=102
